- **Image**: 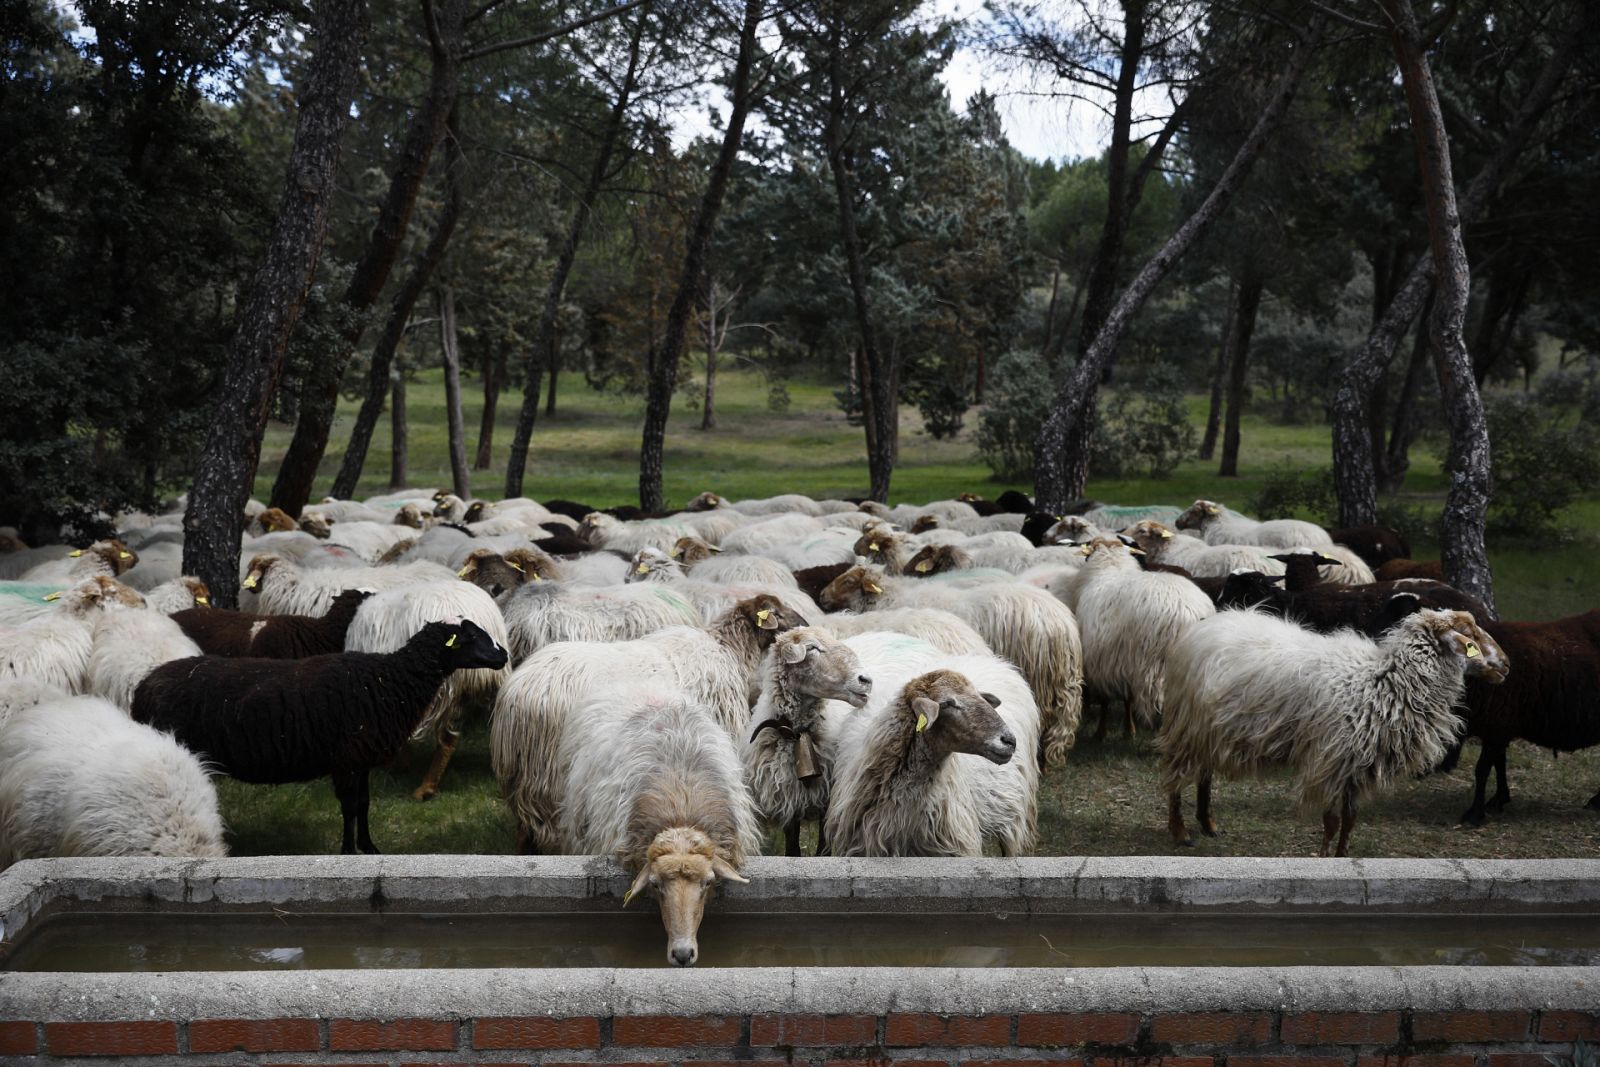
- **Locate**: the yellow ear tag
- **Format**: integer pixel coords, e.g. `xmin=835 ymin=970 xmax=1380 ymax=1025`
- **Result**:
xmin=457 ymin=565 xmax=471 ymax=577
xmin=446 ymin=634 xmax=458 ymax=648
xmin=868 ymin=541 xmax=880 ymax=551
xmin=1464 ymin=642 xmax=1481 ymax=658
xmin=119 ymin=551 xmax=132 ymax=559
xmin=622 ymin=887 xmax=636 ymax=906
xmin=508 ymin=561 xmax=524 ymax=573
xmin=915 ymin=560 xmax=932 ymax=572
xmin=531 ymin=573 xmax=544 ymax=582
xmin=1161 ymin=530 xmax=1173 ymax=539
xmin=864 ymin=581 xmax=882 ymax=594
xmin=69 ymin=550 xmax=83 ymax=557
xmin=915 ymin=713 xmax=928 ymax=733
xmin=756 ymin=609 xmax=771 ymax=623
xmin=243 ymin=576 xmax=258 ymax=589
xmin=196 ymin=597 xmax=209 ymax=606
xmin=42 ymin=592 xmax=61 ymax=602
xmin=636 ymin=563 xmax=649 ymax=574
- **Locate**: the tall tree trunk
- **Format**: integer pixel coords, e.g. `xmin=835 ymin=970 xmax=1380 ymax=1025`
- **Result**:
xmin=474 ymin=346 xmax=503 ymax=470
xmin=1380 ymin=288 xmax=1434 ymax=493
xmin=1198 ymin=278 xmax=1237 ymax=460
xmin=504 ymin=12 xmax=645 ymax=496
xmin=1382 ymin=0 xmax=1494 ymax=614
xmin=825 ymin=6 xmax=895 ymax=501
xmin=1330 ymin=6 xmax=1579 ymax=527
xmin=438 ymin=284 xmax=471 ymax=498
xmin=1472 ymin=266 xmax=1534 ymax=386
xmin=180 ymin=0 xmax=367 ymax=609
xmin=700 ymin=280 xmax=720 ymax=431
xmin=329 ymin=119 xmax=466 ymax=498
xmin=545 ymin=336 xmax=559 ymax=416
xmin=637 ymin=0 xmax=762 ymax=511
xmin=271 ymin=0 xmax=466 ymax=515
xmin=1039 ymin=261 xmax=1062 ymax=356
xmin=1218 ymin=274 xmax=1263 ymax=477
xmin=1033 ymin=21 xmax=1321 ymax=511
xmin=390 ymin=362 xmax=408 ymax=489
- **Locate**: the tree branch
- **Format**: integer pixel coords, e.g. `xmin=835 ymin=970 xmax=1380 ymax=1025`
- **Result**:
xmin=462 ymin=0 xmax=653 ymax=62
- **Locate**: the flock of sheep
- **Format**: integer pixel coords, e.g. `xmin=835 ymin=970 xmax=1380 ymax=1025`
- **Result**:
xmin=0 ymin=486 xmax=1595 ymax=965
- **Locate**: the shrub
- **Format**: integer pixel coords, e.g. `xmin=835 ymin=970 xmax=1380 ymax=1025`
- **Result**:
xmin=1485 ymin=393 xmax=1600 ymax=538
xmin=1247 ymin=465 xmax=1338 ymax=525
xmin=1091 ymin=362 xmax=1197 ymax=479
xmin=975 ymin=349 xmax=1056 ymax=482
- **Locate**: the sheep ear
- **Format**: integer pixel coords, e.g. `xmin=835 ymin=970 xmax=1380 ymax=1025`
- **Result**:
xmin=756 ymin=607 xmax=779 ymax=630
xmin=980 ymin=691 xmax=1001 ymax=709
xmin=623 ymin=865 xmax=652 ymax=906
xmin=709 ymin=544 xmax=723 ymax=553
xmin=507 ymin=560 xmax=524 ymax=573
xmin=1319 ymin=553 xmax=1341 ymax=566
xmin=457 ymin=564 xmax=472 ymax=577
xmin=780 ymin=637 xmax=807 ymax=663
xmin=196 ymin=596 xmax=209 ymax=606
xmin=712 ymin=857 xmax=748 ymax=884
xmin=914 ymin=559 xmax=933 ymax=572
xmin=1268 ymin=574 xmax=1287 ymax=585
xmin=1386 ymin=592 xmax=1424 ymax=629
xmin=69 ymin=549 xmax=83 ymax=557
xmin=912 ymin=695 xmax=939 ymax=731
xmin=863 ymin=580 xmax=883 ymax=594
xmin=1205 ymin=505 xmax=1219 ymax=515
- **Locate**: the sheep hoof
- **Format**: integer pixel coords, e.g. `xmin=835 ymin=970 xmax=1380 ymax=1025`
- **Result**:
xmin=1200 ymin=825 xmax=1222 ymax=838
xmin=1585 ymin=794 xmax=1600 ymax=812
xmin=1485 ymin=796 xmax=1510 ymax=813
xmin=1459 ymin=809 xmax=1487 ymax=828
xmin=412 ymin=785 xmax=437 ymax=802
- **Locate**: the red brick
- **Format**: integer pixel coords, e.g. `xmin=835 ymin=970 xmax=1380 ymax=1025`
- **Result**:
xmin=1149 ymin=1013 xmax=1272 ymax=1045
xmin=1411 ymin=1011 xmax=1530 ymax=1042
xmin=884 ymin=1012 xmax=1011 ymax=1046
xmin=1540 ymin=1012 xmax=1600 ymax=1041
xmin=1358 ymin=1055 xmax=1476 ymax=1067
xmin=0 ymin=1022 xmax=37 ymax=1056
xmin=1280 ymin=1012 xmax=1400 ymax=1045
xmin=752 ymin=1013 xmax=878 ymax=1046
xmin=189 ymin=1018 xmax=320 ymax=1053
xmin=1018 ymin=1013 xmax=1140 ymax=1046
xmin=44 ymin=1021 xmax=178 ymax=1057
xmin=613 ymin=1014 xmax=743 ymax=1047
xmin=1229 ymin=1058 xmax=1347 ymax=1067
xmin=1089 ymin=1058 xmax=1213 ymax=1067
xmin=474 ymin=1017 xmax=603 ymax=1050
xmin=329 ymin=1018 xmax=457 ymax=1051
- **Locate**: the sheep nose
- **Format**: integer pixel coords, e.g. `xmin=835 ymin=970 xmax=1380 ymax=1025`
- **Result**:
xmin=999 ymin=731 xmax=1016 ymax=750
xmin=857 ymin=674 xmax=872 ymax=688
xmin=670 ymin=945 xmax=697 ymax=967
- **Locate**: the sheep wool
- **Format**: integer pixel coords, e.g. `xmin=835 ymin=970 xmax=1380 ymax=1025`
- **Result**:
xmin=85 ymin=608 xmax=204 ymax=712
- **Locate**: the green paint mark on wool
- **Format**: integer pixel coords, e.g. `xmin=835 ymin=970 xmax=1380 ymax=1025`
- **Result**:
xmin=0 ymin=583 xmax=65 ymax=603
xmin=649 ymin=587 xmax=695 ymax=613
xmin=1087 ymin=504 xmax=1182 ymax=525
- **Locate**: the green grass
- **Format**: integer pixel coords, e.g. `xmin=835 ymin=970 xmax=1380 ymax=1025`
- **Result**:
xmin=219 ymin=362 xmax=1600 ymax=860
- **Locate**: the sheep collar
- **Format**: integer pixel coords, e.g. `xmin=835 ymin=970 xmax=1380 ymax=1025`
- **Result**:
xmin=750 ymin=718 xmax=822 ymax=781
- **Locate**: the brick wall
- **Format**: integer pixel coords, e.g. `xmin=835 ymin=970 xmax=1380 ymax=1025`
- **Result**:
xmin=1 ymin=1009 xmax=1594 ymax=1065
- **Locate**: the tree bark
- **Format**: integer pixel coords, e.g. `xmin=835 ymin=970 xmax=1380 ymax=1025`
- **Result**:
xmin=1329 ymin=5 xmax=1579 ymax=527
xmin=271 ymin=0 xmax=466 ymax=515
xmin=180 ymin=0 xmax=368 ymax=609
xmin=1379 ymin=288 xmax=1434 ymax=493
xmin=390 ymin=364 xmax=408 ymax=489
xmin=545 ymin=340 xmax=559 ymax=416
xmin=1033 ymin=21 xmax=1321 ymax=511
xmin=474 ymin=345 xmax=503 ymax=470
xmin=1217 ymin=274 xmax=1263 ymax=477
xmin=1198 ymin=278 xmax=1237 ymax=460
xmin=1382 ymin=0 xmax=1495 ymax=614
xmin=636 ymin=0 xmax=761 ymax=511
xmin=503 ymin=11 xmax=645 ymax=496
xmin=329 ymin=120 xmax=466 ymax=498
xmin=700 ymin=279 xmax=721 ymax=431
xmin=438 ymin=284 xmax=471 ymax=498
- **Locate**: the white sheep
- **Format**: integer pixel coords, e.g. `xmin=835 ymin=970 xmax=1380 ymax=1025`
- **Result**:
xmin=20 ymin=539 xmax=137 ymax=584
xmin=324 ymin=520 xmax=416 ymax=563
xmin=1 ymin=577 xmax=147 ymax=691
xmin=578 ymin=512 xmax=693 ymax=555
xmin=0 ymin=694 xmax=227 ymax=869
xmin=687 ymin=552 xmax=799 ymax=590
xmin=1176 ymin=499 xmax=1333 ymax=549
xmin=1125 ymin=520 xmax=1287 ymax=579
xmin=84 ymin=608 xmax=203 ymax=712
xmin=1071 ymin=538 xmax=1215 ymax=735
xmin=241 ymin=552 xmax=456 ymax=616
xmin=719 ymin=513 xmax=828 ymax=556
xmin=343 ymin=580 xmax=513 ymax=799
xmin=499 ymin=580 xmax=702 ymax=661
xmin=0 ymin=678 xmax=67 ymax=730
xmin=825 ymin=660 xmax=1034 ymax=858
xmin=141 ymin=576 xmax=211 ymax=614
xmin=820 ymin=607 xmax=992 ymax=657
xmin=1158 ymin=607 xmax=1509 ymax=856
xmin=1275 ymin=545 xmax=1378 ymax=586
xmin=493 ymin=594 xmax=805 ymax=853
xmin=742 ymin=627 xmax=873 ymax=855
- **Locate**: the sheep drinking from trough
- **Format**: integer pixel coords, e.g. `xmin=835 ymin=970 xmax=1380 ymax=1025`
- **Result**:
xmin=130 ymin=617 xmax=508 ymax=854
xmin=1157 ymin=608 xmax=1508 ymax=857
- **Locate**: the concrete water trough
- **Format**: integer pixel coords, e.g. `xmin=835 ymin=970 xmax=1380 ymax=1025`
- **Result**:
xmin=2 ymin=855 xmax=1598 ymax=1064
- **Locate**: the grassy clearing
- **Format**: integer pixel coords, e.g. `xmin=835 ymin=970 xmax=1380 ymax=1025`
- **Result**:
xmin=220 ymin=362 xmax=1600 ymax=860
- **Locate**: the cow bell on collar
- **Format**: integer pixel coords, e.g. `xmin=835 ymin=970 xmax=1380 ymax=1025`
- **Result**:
xmin=793 ymin=732 xmax=821 ymax=782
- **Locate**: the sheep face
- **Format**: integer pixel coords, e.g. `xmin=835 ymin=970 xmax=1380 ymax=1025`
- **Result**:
xmin=1219 ymin=570 xmax=1286 ymax=608
xmin=851 ymin=528 xmax=900 ymax=568
xmin=577 ymin=512 xmax=616 ymax=547
xmin=299 ymin=514 xmax=333 ymax=539
xmin=624 ymin=826 xmax=746 ymax=967
xmin=1175 ymin=500 xmax=1222 ymax=532
xmin=240 ymin=553 xmax=283 ymax=592
xmin=393 ymin=504 xmax=426 ymax=529
xmin=910 ymin=515 xmax=939 ymax=534
xmin=1417 ymin=609 xmax=1509 ymax=683
xmin=1045 ymin=516 xmax=1098 ymax=545
xmin=434 ymin=617 xmax=510 ymax=672
xmin=671 ymin=536 xmax=718 ymax=565
xmin=53 ymin=575 xmax=146 ymax=615
xmin=432 ymin=494 xmax=465 ymax=519
xmin=180 ymin=576 xmax=212 ymax=608
xmin=818 ymin=565 xmax=885 ymax=613
xmin=903 ymin=669 xmax=1015 ymax=765
xmin=626 ymin=547 xmax=679 ymax=583
xmin=463 ymin=500 xmax=495 ymax=523
xmin=733 ymin=594 xmax=806 ymax=645
xmin=1125 ymin=520 xmax=1177 ymax=558
xmin=68 ymin=539 xmax=137 ymax=575
xmin=685 ymin=491 xmax=727 ymax=512
xmin=907 ymin=544 xmax=966 ymax=576
xmin=773 ymin=628 xmax=872 ymax=707
xmin=1079 ymin=537 xmax=1141 ymax=571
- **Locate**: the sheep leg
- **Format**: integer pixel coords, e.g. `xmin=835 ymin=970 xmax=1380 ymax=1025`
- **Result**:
xmin=1123 ymin=704 xmax=1137 ymax=739
xmin=1319 ymin=808 xmax=1339 ymax=857
xmin=1460 ymin=745 xmax=1496 ymax=827
xmin=784 ymin=819 xmax=802 ymax=858
xmin=1436 ymin=742 xmax=1462 ymax=775
xmin=1196 ymin=776 xmax=1220 ymax=836
xmin=1335 ymin=793 xmax=1358 ymax=858
xmin=413 ymin=728 xmax=460 ymax=802
xmin=1091 ymin=701 xmax=1111 ymax=742
xmin=1485 ymin=744 xmax=1511 ymax=812
xmin=1167 ymin=791 xmax=1193 ymax=847
xmin=333 ymin=769 xmax=362 ymax=855
xmin=814 ymin=818 xmax=829 ymax=857
xmin=345 ymin=770 xmax=380 ymax=854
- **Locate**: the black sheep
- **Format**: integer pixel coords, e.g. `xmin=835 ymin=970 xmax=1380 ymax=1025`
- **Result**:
xmin=995 ymin=490 xmax=1034 ymax=514
xmin=541 ymin=498 xmax=599 ymax=523
xmin=792 ymin=562 xmax=853 ymax=605
xmin=1271 ymin=550 xmax=1340 ymax=592
xmin=171 ymin=589 xmax=372 ymax=659
xmin=1451 ymin=611 xmax=1600 ymax=826
xmin=533 ymin=523 xmax=594 ymax=555
xmin=1217 ymin=570 xmax=1475 ymax=637
xmin=1324 ymin=524 xmax=1411 ymax=569
xmin=131 ymin=618 xmax=508 ymax=854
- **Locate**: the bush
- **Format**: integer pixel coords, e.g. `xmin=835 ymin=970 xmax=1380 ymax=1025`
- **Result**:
xmin=1247 ymin=465 xmax=1338 ymax=525
xmin=975 ymin=349 xmax=1055 ymax=481
xmin=1484 ymin=393 xmax=1600 ymax=538
xmin=1091 ymin=362 xmax=1197 ymax=479
xmin=906 ymin=373 xmax=969 ymax=440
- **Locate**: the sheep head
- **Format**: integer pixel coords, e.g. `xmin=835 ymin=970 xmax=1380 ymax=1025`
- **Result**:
xmin=577 ymin=511 xmax=617 ymax=547
xmin=52 ymin=575 xmax=146 ymax=615
xmin=393 ymin=504 xmax=427 ymax=529
xmin=626 ymin=547 xmax=679 ymax=583
xmin=818 ymin=565 xmax=885 ymax=613
xmin=910 ymin=514 xmax=940 ymax=534
xmin=685 ymin=491 xmax=727 ymax=512
xmin=254 ymin=507 xmax=297 ymax=535
xmin=957 ymin=492 xmax=985 ymax=503
xmin=856 ymin=500 xmax=891 ymax=519
xmin=1413 ymin=609 xmax=1509 ymax=683
xmin=69 ymin=539 xmax=137 ymax=575
xmin=1079 ymin=536 xmax=1141 ymax=570
xmin=852 ymin=526 xmax=901 ymax=569
xmin=771 ymin=627 xmax=872 ymax=708
xmin=1124 ymin=520 xmax=1178 ymax=558
xmin=180 ymin=576 xmax=212 ymax=608
xmin=623 ymin=826 xmax=746 ymax=967
xmin=672 ymin=535 xmax=719 ymax=565
xmin=907 ymin=543 xmax=969 ymax=576
xmin=240 ymin=553 xmax=283 ymax=592
xmin=899 ymin=669 xmax=1014 ymax=765
xmin=299 ymin=513 xmax=333 ymax=539
xmin=458 ymin=549 xmax=538 ymax=599
xmin=1176 ymin=499 xmax=1222 ymax=531
xmin=731 ymin=593 xmax=805 ymax=646
xmin=1045 ymin=515 xmax=1099 ymax=545
xmin=377 ymin=538 xmax=416 ymax=564
xmin=463 ymin=500 xmax=496 ymax=523
xmin=429 ymin=616 xmax=509 ymax=672
xmin=1218 ymin=569 xmax=1286 ymax=610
